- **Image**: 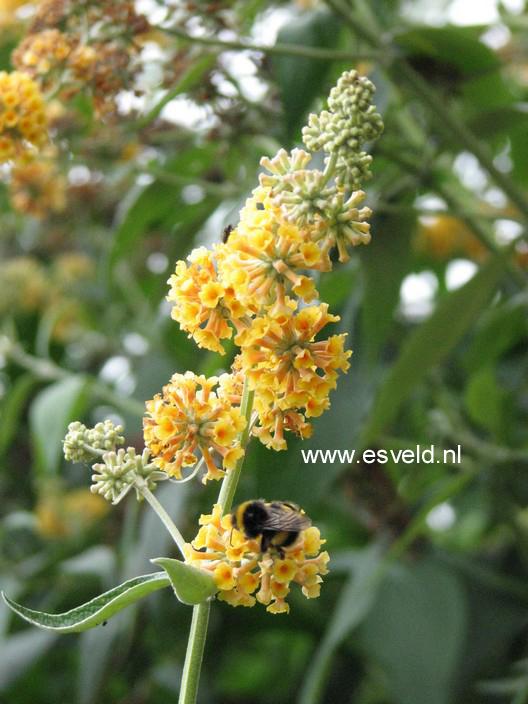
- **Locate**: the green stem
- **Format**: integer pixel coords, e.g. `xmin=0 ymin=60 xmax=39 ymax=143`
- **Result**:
xmin=178 ymin=602 xmax=210 ymax=704
xmin=135 ymin=481 xmax=187 ymax=558
xmin=217 ymin=377 xmax=255 ymax=515
xmin=5 ymin=340 xmax=146 ymax=417
xmin=81 ymin=444 xmax=106 ymax=457
xmin=320 ymin=152 xmax=339 ymax=189
xmin=177 ymin=378 xmax=255 ymax=704
xmin=162 ymin=25 xmax=381 ymax=62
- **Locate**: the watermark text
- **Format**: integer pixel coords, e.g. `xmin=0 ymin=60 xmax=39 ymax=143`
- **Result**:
xmin=300 ymin=445 xmax=461 ymax=465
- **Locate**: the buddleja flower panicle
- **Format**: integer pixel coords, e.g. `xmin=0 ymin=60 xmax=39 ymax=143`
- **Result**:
xmin=217 ymin=189 xmax=330 ymax=310
xmin=239 ymin=303 xmax=351 ymax=450
xmin=143 ymin=372 xmax=247 ymax=482
xmin=184 ymin=504 xmax=329 ymax=614
xmin=0 ymin=71 xmax=48 ymax=162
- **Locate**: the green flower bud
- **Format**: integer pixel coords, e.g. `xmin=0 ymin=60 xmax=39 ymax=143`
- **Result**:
xmin=91 ymin=447 xmax=159 ymax=502
xmin=86 ymin=420 xmax=125 ymax=452
xmin=302 ymin=70 xmax=383 ymax=190
xmin=63 ymin=421 xmax=93 ymax=463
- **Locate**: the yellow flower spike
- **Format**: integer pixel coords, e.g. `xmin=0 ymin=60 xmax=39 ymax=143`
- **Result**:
xmin=0 ymin=71 xmax=49 ymax=161
xmin=217 ymin=188 xmax=329 ymax=309
xmin=167 ymin=247 xmax=249 ymax=355
xmin=186 ymin=500 xmax=328 ymax=613
xmin=144 ymin=373 xmax=246 ymax=481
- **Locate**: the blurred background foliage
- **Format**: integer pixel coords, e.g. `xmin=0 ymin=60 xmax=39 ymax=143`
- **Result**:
xmin=1 ymin=0 xmax=528 ymax=702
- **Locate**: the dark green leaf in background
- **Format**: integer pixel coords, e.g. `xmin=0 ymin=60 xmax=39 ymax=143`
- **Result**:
xmin=359 ymin=210 xmax=414 ymax=364
xmin=29 ymin=376 xmax=89 ymax=476
xmin=362 ymin=252 xmax=506 ymax=444
xmin=272 ymin=10 xmax=342 ymax=143
xmin=357 ymin=555 xmax=467 ymax=704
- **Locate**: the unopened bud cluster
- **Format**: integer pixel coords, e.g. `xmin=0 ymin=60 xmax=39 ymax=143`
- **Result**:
xmin=303 ymin=70 xmax=384 ymax=190
xmin=257 ymin=71 xmax=382 ymax=262
xmin=91 ymin=447 xmax=160 ymax=502
xmin=63 ymin=420 xmax=125 ymax=463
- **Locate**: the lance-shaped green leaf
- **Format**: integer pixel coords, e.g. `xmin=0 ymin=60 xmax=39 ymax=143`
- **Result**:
xmin=2 ymin=572 xmax=170 ymax=634
xmin=151 ymin=558 xmax=218 ymax=605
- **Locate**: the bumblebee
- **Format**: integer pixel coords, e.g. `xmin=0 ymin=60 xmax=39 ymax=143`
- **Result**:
xmin=231 ymin=500 xmax=311 ymax=556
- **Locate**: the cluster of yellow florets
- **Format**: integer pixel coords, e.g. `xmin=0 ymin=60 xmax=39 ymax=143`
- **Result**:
xmin=216 ymin=188 xmax=331 ymax=308
xmin=0 ymin=252 xmax=94 ymax=339
xmin=143 ymin=372 xmax=247 ymax=482
xmin=166 ymin=247 xmax=253 ymax=355
xmin=11 ymin=0 xmax=149 ymax=118
xmin=157 ymin=188 xmax=353 ymax=455
xmin=240 ymin=304 xmax=350 ymax=450
xmin=184 ymin=504 xmax=329 ymax=614
xmin=9 ymin=154 xmax=66 ymax=217
xmin=0 ymin=71 xmax=48 ymax=161
xmin=12 ymin=29 xmax=73 ymax=80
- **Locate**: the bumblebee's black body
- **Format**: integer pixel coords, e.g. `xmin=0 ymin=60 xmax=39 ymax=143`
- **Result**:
xmin=232 ymin=500 xmax=311 ymax=556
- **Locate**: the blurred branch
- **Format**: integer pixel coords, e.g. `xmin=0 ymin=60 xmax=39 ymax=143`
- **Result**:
xmin=377 ymin=145 xmax=528 ymax=287
xmin=388 ymin=469 xmax=476 ymax=559
xmin=324 ymin=0 xmax=528 ymax=231
xmin=160 ymin=25 xmax=382 ymax=62
xmin=136 ymin=164 xmax=238 ymax=197
xmin=3 ymin=339 xmax=146 ymax=418
xmin=442 ymin=428 xmax=528 ymax=465
xmin=374 ymin=201 xmax=523 ymax=223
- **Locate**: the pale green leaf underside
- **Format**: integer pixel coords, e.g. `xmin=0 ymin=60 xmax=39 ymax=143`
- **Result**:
xmin=151 ymin=558 xmax=218 ymax=605
xmin=2 ymin=572 xmax=170 ymax=633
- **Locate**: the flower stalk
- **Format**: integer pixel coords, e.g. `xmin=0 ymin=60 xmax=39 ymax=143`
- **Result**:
xmin=178 ymin=377 xmax=254 ymax=704
xmin=135 ymin=479 xmax=187 ymax=558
